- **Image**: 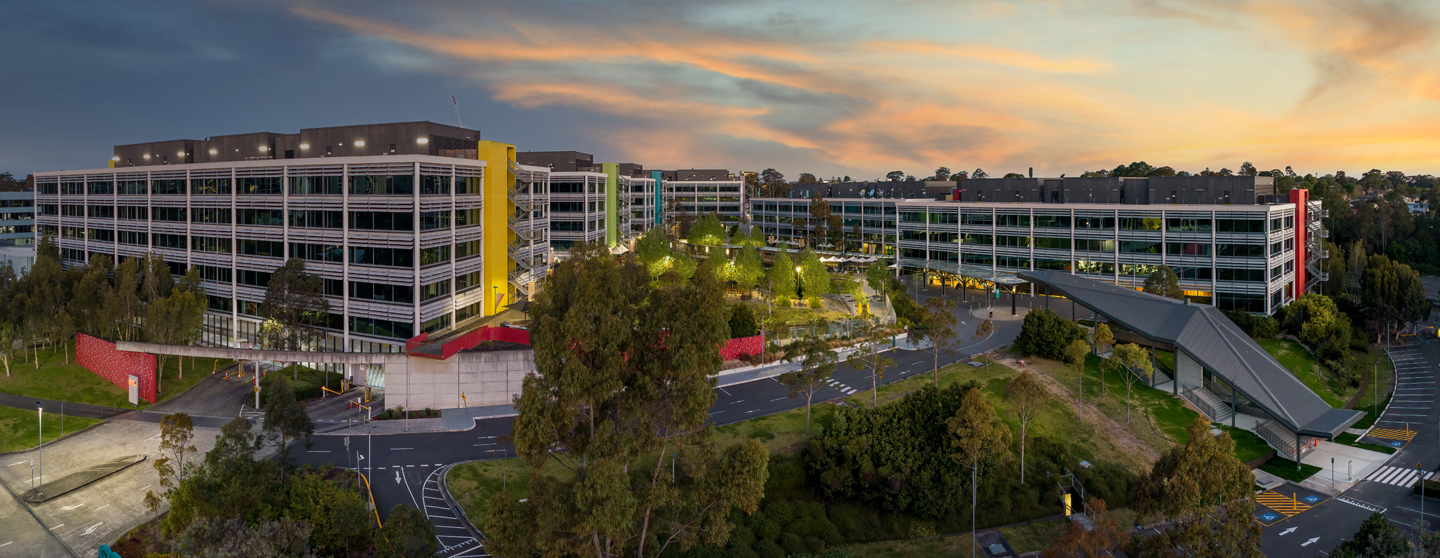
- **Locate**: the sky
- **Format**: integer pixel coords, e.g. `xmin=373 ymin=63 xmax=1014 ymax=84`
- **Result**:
xmin=3 ymin=0 xmax=1440 ymax=181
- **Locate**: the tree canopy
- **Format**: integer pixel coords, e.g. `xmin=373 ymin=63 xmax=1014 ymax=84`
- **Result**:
xmin=1142 ymin=266 xmax=1184 ymax=300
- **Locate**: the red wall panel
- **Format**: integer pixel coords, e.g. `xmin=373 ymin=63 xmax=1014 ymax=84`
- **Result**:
xmin=75 ymin=333 xmax=157 ymax=404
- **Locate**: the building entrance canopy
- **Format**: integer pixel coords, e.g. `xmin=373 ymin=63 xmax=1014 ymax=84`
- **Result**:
xmin=1017 ymin=270 xmax=1363 ymax=438
xmin=897 ymin=261 xmax=1028 ymax=285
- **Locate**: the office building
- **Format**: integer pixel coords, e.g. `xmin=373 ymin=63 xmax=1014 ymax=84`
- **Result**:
xmin=752 ymin=176 xmax=1325 ymax=315
xmin=34 ymin=122 xmax=549 ymax=352
xmin=0 ymin=191 xmax=35 ymax=246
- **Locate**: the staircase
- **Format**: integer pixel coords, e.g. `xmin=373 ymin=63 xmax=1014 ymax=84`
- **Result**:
xmin=1255 ymin=419 xmax=1314 ymax=462
xmin=1182 ymin=386 xmax=1233 ymax=423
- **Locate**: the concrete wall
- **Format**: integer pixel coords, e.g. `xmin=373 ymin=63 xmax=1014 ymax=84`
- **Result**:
xmin=384 ymin=349 xmax=534 ymax=410
xmin=1176 ymin=350 xmax=1204 ymax=391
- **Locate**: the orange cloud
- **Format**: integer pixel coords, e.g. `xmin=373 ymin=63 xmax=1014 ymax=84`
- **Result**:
xmin=867 ymin=41 xmax=1112 ymax=75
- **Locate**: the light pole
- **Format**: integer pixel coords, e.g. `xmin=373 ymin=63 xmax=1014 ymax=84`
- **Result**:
xmin=367 ymin=425 xmax=377 ymax=508
xmin=971 ymin=465 xmax=977 ymax=558
xmin=36 ymin=401 xmax=43 ymax=496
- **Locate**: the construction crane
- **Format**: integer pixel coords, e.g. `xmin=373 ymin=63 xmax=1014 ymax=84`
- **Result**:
xmin=452 ymin=96 xmax=464 ymax=129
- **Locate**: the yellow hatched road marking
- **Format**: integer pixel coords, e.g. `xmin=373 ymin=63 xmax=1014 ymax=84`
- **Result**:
xmin=1255 ymin=492 xmax=1314 ymax=516
xmin=1368 ymin=428 xmax=1418 ymax=441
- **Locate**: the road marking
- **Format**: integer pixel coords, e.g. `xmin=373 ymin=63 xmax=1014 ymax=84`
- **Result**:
xmin=730 ymin=400 xmax=745 ymax=405
xmin=395 ymin=471 xmax=402 ymax=483
xmin=1302 ymin=537 xmax=1319 ymax=547
xmin=94 ymin=504 xmax=109 ymax=512
xmin=308 ymin=450 xmax=331 ymax=453
xmin=718 ymin=386 xmax=731 ymax=396
xmin=406 ymin=464 xmax=415 ymax=467
xmin=1255 ymin=491 xmax=1315 ymax=517
xmin=82 ymin=522 xmax=103 ymax=536
xmin=710 ymin=410 xmax=725 ymax=415
xmin=7 ymin=461 xmax=24 ymax=467
xmin=49 ymin=524 xmax=64 ymax=531
xmin=473 ymin=443 xmax=496 ymax=447
xmin=60 ymin=503 xmax=85 ymax=511
xmin=745 ymin=409 xmax=760 ymax=414
xmin=1336 ymin=496 xmax=1385 ymax=513
xmin=770 ymin=397 xmax=786 ymax=402
xmin=478 ymin=435 xmax=496 ymax=439
xmin=1279 ymin=527 xmax=1296 ymax=536
xmin=0 ymin=542 xmax=10 ymax=547
xmin=139 ymin=485 xmax=151 ymax=491
xmin=392 ymin=448 xmax=414 ymax=451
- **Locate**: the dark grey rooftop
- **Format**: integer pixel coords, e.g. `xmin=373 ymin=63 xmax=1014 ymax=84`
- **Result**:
xmin=1018 ymin=269 xmax=1363 ymax=437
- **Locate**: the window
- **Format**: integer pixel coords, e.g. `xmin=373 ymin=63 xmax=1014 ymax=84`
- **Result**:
xmin=1165 ymin=217 xmax=1212 ymax=232
xmin=551 ymin=201 xmax=585 ymax=213
xmin=900 ymin=230 xmax=926 ymax=241
xmin=239 ymin=239 xmax=284 ymax=257
xmin=1035 ymin=258 xmax=1070 ymax=271
xmin=1216 ymin=218 xmax=1265 ymax=233
xmin=456 ymin=270 xmax=482 ymax=290
xmin=1120 ymin=263 xmax=1159 ymax=277
xmin=88 ymin=228 xmax=114 ymax=242
xmin=1166 ymin=242 xmax=1210 ymax=256
xmin=237 ymin=269 xmax=272 ymax=288
xmin=1118 ymin=217 xmax=1161 ymax=231
xmin=192 ymin=236 xmax=232 ymax=253
xmin=349 ymin=174 xmax=414 ymax=195
xmin=996 ymin=214 xmax=1029 ymax=227
xmin=195 ymin=264 xmax=231 ymax=283
xmin=118 ymin=230 xmax=146 ymax=245
xmin=62 ymin=205 xmax=83 ymax=217
xmin=420 ymin=280 xmax=451 ymax=301
xmin=1216 ymin=244 xmax=1264 ymax=258
xmin=39 ymin=183 xmax=58 ymax=195
xmin=455 ymin=209 xmax=482 ymax=226
xmin=152 ymin=233 xmax=186 ymax=249
xmin=420 ymin=245 xmax=451 ymax=266
xmin=192 ymin=208 xmax=232 ymax=224
xmin=290 ymin=242 xmax=343 ymax=263
xmin=455 ymin=240 xmax=481 ymax=259
xmin=61 ymin=182 xmax=84 ymax=195
xmin=456 ymin=177 xmax=482 ymax=195
xmin=288 ymin=176 xmax=342 ymax=195
xmin=118 ymin=180 xmax=146 ymax=195
xmin=997 ymin=255 xmax=1030 ymax=269
xmin=38 ymin=204 xmax=58 ymax=216
xmin=1074 ymin=216 xmax=1115 ymax=230
xmin=349 ymin=281 xmax=414 ymax=304
xmin=238 ymin=177 xmax=282 ymax=195
xmin=87 ymin=205 xmax=113 ymax=219
xmin=1216 ymin=292 xmax=1265 ymax=313
xmin=1033 ymin=215 xmax=1070 ymax=228
xmin=288 ymin=210 xmax=342 ymax=229
xmin=1172 ymin=265 xmax=1212 ymax=281
xmin=117 ymin=206 xmax=147 ymax=220
xmin=324 ymin=279 xmax=343 ymax=297
xmin=153 ymin=207 xmax=187 ymax=222
xmin=960 ymin=233 xmax=991 ymax=245
xmin=420 ymin=211 xmax=451 ymax=230
xmin=152 ymin=179 xmax=184 ymax=195
xmin=349 ymin=211 xmax=414 ymax=231
xmin=930 ymin=212 xmax=958 ymax=224
xmin=928 ymin=250 xmax=958 ymax=262
xmin=192 ymin=178 xmax=231 ymax=195
xmin=421 ymin=175 xmax=451 ymax=195
xmin=962 ymin=253 xmax=993 ymax=266
xmin=996 ymin=235 xmax=1030 ymax=248
xmin=238 ymin=209 xmax=284 ymax=226
xmin=1119 ymin=240 xmax=1160 ymax=254
xmin=1034 ymin=237 xmax=1071 ymax=250
xmin=349 ymin=316 xmax=414 ymax=340
xmin=1216 ymin=268 xmax=1266 ymax=282
xmin=87 ymin=181 xmax=114 ymax=195
xmin=1074 ymin=238 xmax=1114 ymax=252
xmin=900 ymin=211 xmax=926 ymax=223
xmin=456 ymin=301 xmax=483 ymax=321
xmin=349 ymin=246 xmax=413 ymax=268
xmin=208 ymin=295 xmax=232 ymax=312
xmin=929 ymin=231 xmax=956 ymax=243
xmin=1074 ymin=260 xmax=1115 ymax=274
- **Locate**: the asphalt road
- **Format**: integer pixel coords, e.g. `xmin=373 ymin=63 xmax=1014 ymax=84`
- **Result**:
xmin=289 ymin=284 xmax=1037 ymax=556
xmin=1257 ymin=313 xmax=1440 ymax=558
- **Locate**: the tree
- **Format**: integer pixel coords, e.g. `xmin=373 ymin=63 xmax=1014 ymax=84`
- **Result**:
xmin=1044 ymin=498 xmax=1128 ymax=558
xmin=105 ymin=258 xmax=141 ymax=341
xmin=284 ymin=470 xmax=371 ymax=556
xmin=1092 ymin=323 xmax=1114 ymax=395
xmin=260 ymin=258 xmax=331 ymax=378
xmin=864 ymin=261 xmax=890 ymax=296
xmin=769 ymin=251 xmax=797 ymax=301
xmin=1003 ymin=172 xmax=1025 ymax=179
xmin=141 ymin=253 xmax=173 ymax=302
xmin=732 ymin=244 xmax=764 ymax=293
xmin=1142 ymin=266 xmax=1184 ymax=300
xmin=498 ymin=244 xmax=769 ymax=558
xmin=68 ymin=255 xmax=113 ymax=336
xmin=1006 ymin=372 xmax=1043 ymax=485
xmin=933 ymin=167 xmax=951 ymax=181
xmin=144 ymin=291 xmax=192 ymax=394
xmin=947 ymin=386 xmax=1013 ymax=479
xmin=145 ymin=412 xmax=197 ymax=512
xmin=697 ymin=251 xmax=728 ymax=283
xmin=688 ymin=212 xmax=726 ymax=246
xmin=908 ymin=297 xmax=957 ymax=387
xmin=807 ymin=194 xmax=831 ymax=246
xmin=847 ymin=318 xmax=895 ymax=408
xmin=1064 ymin=339 xmax=1090 ymax=414
xmin=972 ymin=168 xmax=989 ymax=179
xmin=780 ymin=335 xmax=839 ymax=434
xmin=1362 ymin=254 xmax=1429 ymax=343
xmin=1238 ymin=162 xmax=1257 ymax=176
xmin=262 ymin=375 xmax=315 ymax=471
xmin=1110 ymin=344 xmax=1153 ymax=423
xmin=973 ymin=318 xmax=995 ymax=360
xmin=1329 ymin=512 xmax=1410 ymax=558
xmin=665 ymin=246 xmax=697 ymax=283
xmin=0 ymin=324 xmax=14 ymax=377
xmin=885 ymin=171 xmax=905 ymax=181
xmin=760 ymin=168 xmax=786 ymax=197
xmin=1124 ymin=499 xmax=1261 ymax=558
xmin=1013 ymin=308 xmax=1086 ymax=360
xmin=175 ymin=517 xmax=314 ymax=558
xmin=728 ymin=304 xmax=759 ymax=338
xmin=1280 ymin=294 xmax=1352 ymax=361
xmin=1135 ymin=417 xmax=1254 ymax=518
xmin=796 ymin=248 xmax=829 ymax=298
xmin=797 ymin=173 xmax=820 ymax=184
xmin=748 ymin=225 xmax=767 ymax=247
xmin=374 ymin=504 xmax=439 ymax=558
xmin=636 ymin=227 xmax=671 ymax=279
xmin=951 ymin=170 xmax=968 ymax=181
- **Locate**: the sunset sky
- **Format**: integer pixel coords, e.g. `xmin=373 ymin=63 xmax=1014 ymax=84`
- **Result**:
xmin=4 ymin=0 xmax=1439 ymax=179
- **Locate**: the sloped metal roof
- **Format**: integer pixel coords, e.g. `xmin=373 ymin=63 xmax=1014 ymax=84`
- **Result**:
xmin=1018 ymin=270 xmax=1363 ymax=437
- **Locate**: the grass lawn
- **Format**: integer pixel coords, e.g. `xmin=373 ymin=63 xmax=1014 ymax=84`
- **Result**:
xmin=1154 ymin=350 xmax=1177 ymax=374
xmin=1335 ymin=433 xmax=1398 ymax=454
xmin=1220 ymin=426 xmax=1274 ymax=463
xmin=1023 ymin=351 xmax=1201 ymax=454
xmin=1257 ymin=339 xmax=1352 ymax=408
xmin=447 ymin=457 xmax=565 ymax=531
xmin=840 ymin=534 xmax=977 ymax=558
xmin=715 ymin=404 xmax=834 ymax=456
xmin=738 ymin=299 xmax=851 ymax=329
xmin=997 ymin=521 xmax=1066 ymax=554
xmin=1350 ymin=348 xmax=1397 ymax=429
xmin=263 ymin=365 xmax=347 ymax=402
xmin=1259 ymin=459 xmax=1322 ymax=483
xmin=0 ymin=346 xmax=233 ymax=410
xmin=0 ymin=405 xmax=103 ymax=453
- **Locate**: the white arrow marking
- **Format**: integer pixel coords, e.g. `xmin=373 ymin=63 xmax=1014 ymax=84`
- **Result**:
xmin=395 ymin=471 xmax=402 ymax=484
xmin=1302 ymin=537 xmax=1319 ymax=546
xmin=60 ymin=503 xmax=85 ymax=511
xmin=1279 ymin=527 xmax=1296 ymax=536
xmin=82 ymin=522 xmax=103 ymax=536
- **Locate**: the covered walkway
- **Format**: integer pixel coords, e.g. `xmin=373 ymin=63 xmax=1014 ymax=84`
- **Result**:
xmin=1017 ymin=270 xmax=1364 ymax=459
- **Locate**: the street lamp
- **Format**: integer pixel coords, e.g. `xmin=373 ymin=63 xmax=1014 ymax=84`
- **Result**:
xmin=36 ymin=401 xmax=43 ymax=496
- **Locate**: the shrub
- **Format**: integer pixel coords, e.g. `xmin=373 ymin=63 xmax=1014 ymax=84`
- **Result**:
xmin=1224 ymin=310 xmax=1279 ymax=340
xmin=808 ymin=297 xmax=823 ymax=309
xmin=729 ymin=304 xmax=760 ymax=337
xmin=1012 ymin=308 xmax=1085 ymax=360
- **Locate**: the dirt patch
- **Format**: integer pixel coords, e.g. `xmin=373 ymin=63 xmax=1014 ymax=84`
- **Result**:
xmin=994 ymin=354 xmax=1161 ymax=468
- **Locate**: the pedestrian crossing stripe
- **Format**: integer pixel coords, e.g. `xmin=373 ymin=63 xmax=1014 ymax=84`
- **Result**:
xmin=1365 ymin=466 xmax=1433 ymax=487
xmin=1254 ymin=492 xmax=1316 ymax=516
xmin=1367 ymin=428 xmax=1418 ymax=441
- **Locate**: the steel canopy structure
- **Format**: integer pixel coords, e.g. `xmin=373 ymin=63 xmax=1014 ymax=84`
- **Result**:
xmin=1018 ymin=269 xmax=1363 ymax=438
